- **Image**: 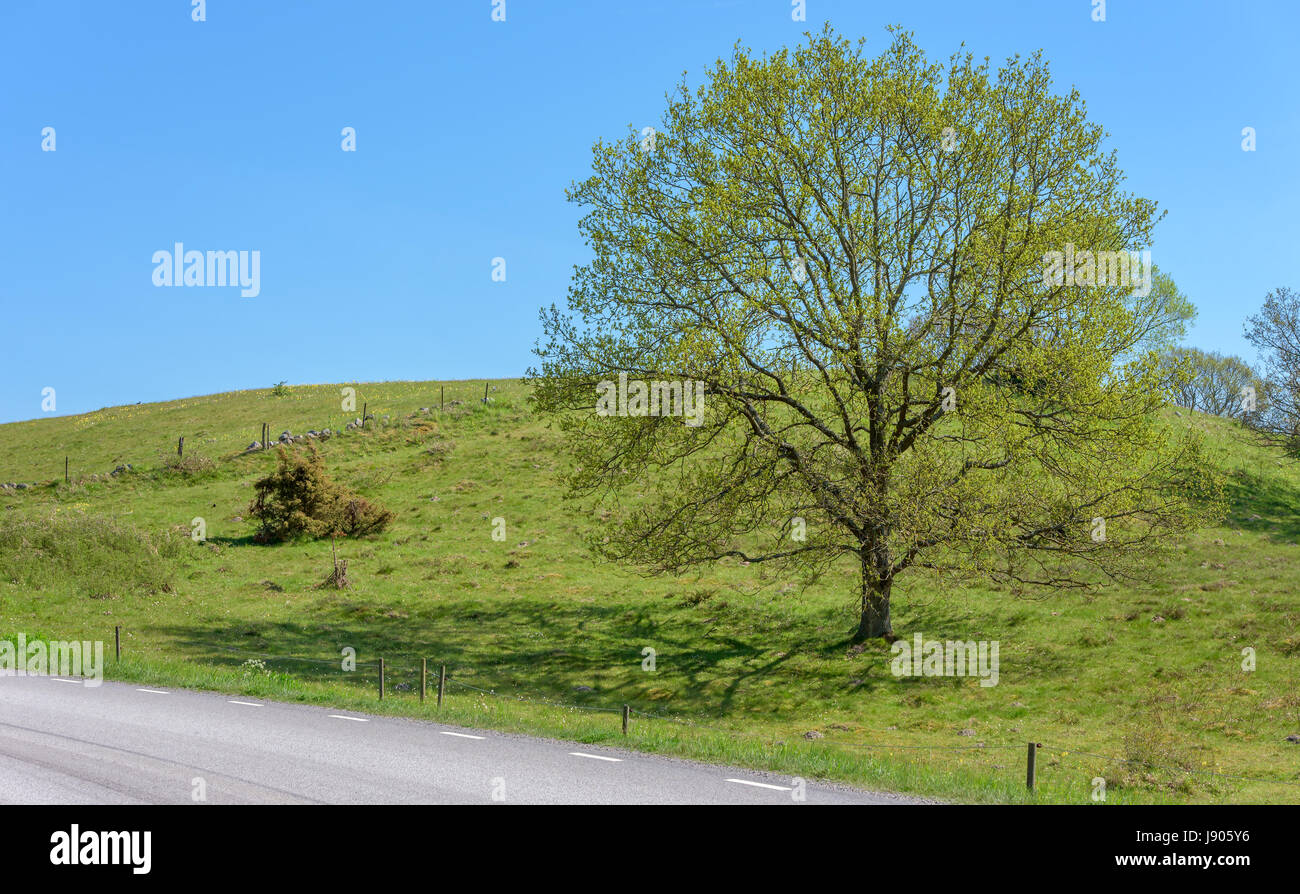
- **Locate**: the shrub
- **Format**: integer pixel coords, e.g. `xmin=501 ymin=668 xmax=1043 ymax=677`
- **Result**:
xmin=336 ymin=496 xmax=394 ymax=537
xmin=248 ymin=447 xmax=394 ymax=543
xmin=1118 ymin=724 xmax=1201 ymax=793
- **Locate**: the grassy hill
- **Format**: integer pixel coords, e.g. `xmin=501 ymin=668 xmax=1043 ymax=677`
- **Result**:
xmin=1 ymin=378 xmax=1297 ymax=803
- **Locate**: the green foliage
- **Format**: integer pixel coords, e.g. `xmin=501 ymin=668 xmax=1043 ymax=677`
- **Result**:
xmin=1129 ymin=267 xmax=1196 ymax=358
xmin=248 ymin=446 xmax=394 ymax=543
xmin=271 ymin=381 xmax=292 ymax=397
xmin=1243 ymin=286 xmax=1300 ymax=454
xmin=533 ymin=25 xmax=1223 ymax=640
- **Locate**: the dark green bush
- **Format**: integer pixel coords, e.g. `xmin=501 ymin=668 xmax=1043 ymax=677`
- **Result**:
xmin=248 ymin=447 xmax=394 ymax=543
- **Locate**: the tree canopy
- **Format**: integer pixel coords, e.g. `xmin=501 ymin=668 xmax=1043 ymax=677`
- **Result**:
xmin=531 ymin=26 xmax=1221 ymax=640
xmin=1244 ymin=286 xmax=1300 ymax=454
xmin=1166 ymin=346 xmax=1261 ymax=419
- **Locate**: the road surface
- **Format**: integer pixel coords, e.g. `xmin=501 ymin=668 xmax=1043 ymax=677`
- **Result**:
xmin=0 ymin=675 xmax=921 ymax=804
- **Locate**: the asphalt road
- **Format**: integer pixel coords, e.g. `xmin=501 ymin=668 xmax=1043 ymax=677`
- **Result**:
xmin=0 ymin=676 xmax=920 ymax=804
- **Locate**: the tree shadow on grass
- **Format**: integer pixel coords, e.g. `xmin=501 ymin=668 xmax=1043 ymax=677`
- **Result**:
xmin=1219 ymin=468 xmax=1300 ymax=543
xmin=146 ymin=595 xmax=852 ymax=723
xmin=205 ymin=534 xmax=261 ymax=547
xmin=145 ymin=576 xmax=1072 ymax=726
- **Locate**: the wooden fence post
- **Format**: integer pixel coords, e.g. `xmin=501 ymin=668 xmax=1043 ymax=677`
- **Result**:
xmin=114 ymin=626 xmax=120 ymax=661
xmin=421 ymin=658 xmax=427 ymax=704
xmin=379 ymin=657 xmax=385 ymax=700
xmin=440 ymin=385 xmax=444 ymax=412
xmin=438 ymin=664 xmax=446 ymax=707
xmin=65 ymin=456 xmax=69 ymax=483
xmin=622 ymin=704 xmax=630 ymax=736
xmin=178 ymin=436 xmax=184 ymax=458
xmin=1026 ymin=742 xmax=1038 ymax=791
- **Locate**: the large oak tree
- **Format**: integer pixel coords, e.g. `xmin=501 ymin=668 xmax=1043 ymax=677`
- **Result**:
xmin=532 ymin=27 xmax=1220 ymax=641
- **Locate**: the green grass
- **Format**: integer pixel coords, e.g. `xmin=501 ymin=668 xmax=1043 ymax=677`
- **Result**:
xmin=2 ymin=379 xmax=1297 ymax=803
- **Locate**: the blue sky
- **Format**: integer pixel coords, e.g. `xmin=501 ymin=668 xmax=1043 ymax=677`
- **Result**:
xmin=1 ymin=0 xmax=1295 ymax=424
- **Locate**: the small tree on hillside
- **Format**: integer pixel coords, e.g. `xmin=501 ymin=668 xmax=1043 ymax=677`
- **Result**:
xmin=249 ymin=447 xmax=394 ymax=543
xmin=531 ymin=27 xmax=1221 ymax=641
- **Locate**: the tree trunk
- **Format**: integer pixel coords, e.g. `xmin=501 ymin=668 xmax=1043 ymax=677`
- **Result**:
xmin=853 ymin=563 xmax=894 ymax=642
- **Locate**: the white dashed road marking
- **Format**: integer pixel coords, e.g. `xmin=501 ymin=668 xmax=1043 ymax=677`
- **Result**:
xmin=725 ymin=778 xmax=791 ymax=791
xmin=36 ymin=684 xmax=823 ymax=798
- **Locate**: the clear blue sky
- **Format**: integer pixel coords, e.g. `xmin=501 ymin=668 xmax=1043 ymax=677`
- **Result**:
xmin=1 ymin=0 xmax=1295 ymax=424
